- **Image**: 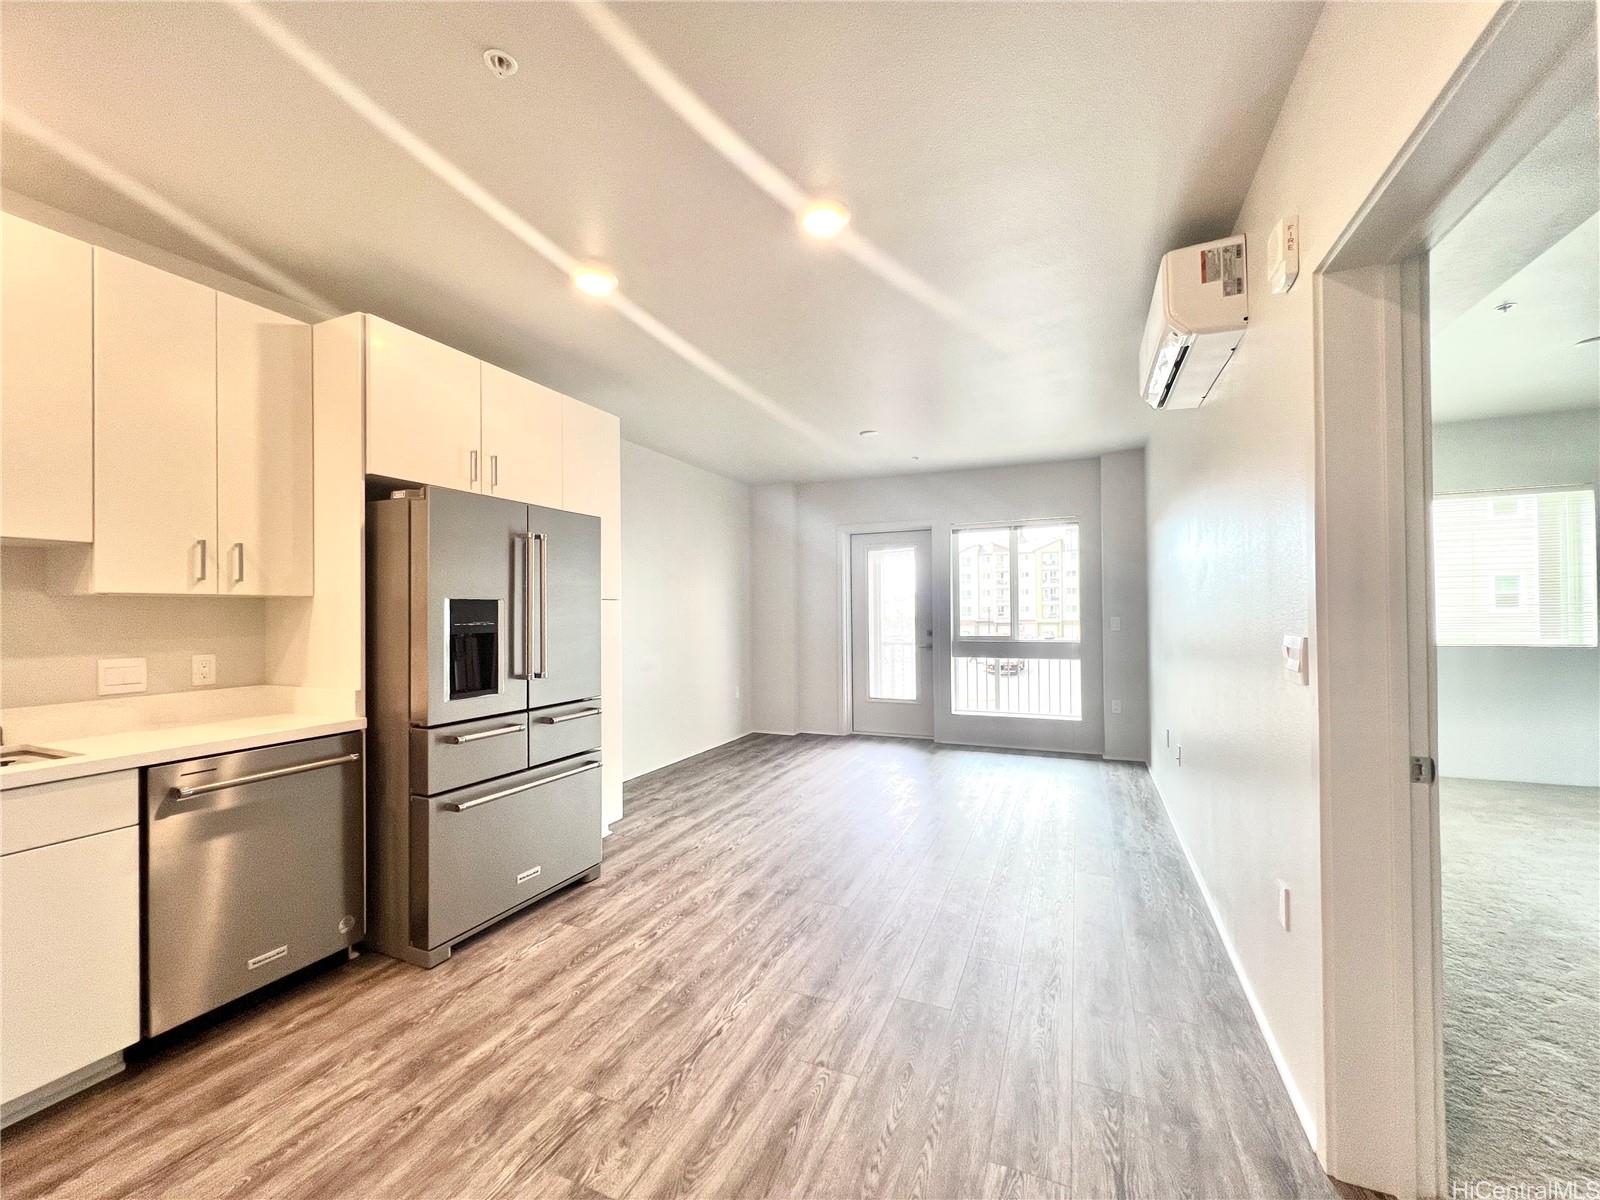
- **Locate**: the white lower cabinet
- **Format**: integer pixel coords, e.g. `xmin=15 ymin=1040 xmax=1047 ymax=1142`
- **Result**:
xmin=0 ymin=772 xmax=140 ymax=1115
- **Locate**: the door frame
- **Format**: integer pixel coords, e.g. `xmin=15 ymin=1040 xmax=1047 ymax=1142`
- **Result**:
xmin=836 ymin=520 xmax=937 ymax=737
xmin=1313 ymin=6 xmax=1594 ymax=1196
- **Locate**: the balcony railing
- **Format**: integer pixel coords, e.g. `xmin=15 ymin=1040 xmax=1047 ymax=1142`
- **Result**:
xmin=951 ymin=656 xmax=1081 ymax=720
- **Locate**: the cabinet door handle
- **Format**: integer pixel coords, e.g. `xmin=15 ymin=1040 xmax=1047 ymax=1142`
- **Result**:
xmin=490 ymin=454 xmax=499 ymax=489
xmin=233 ymin=542 xmax=246 ymax=585
xmin=469 ymin=449 xmax=480 ymax=484
xmin=195 ymin=539 xmax=208 ymax=583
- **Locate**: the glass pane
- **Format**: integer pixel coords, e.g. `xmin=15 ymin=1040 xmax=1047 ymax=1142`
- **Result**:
xmin=1016 ymin=522 xmax=1080 ymax=642
xmin=950 ymin=656 xmax=1082 ymax=720
xmin=955 ymin=527 xmax=1012 ymax=637
xmin=868 ymin=546 xmax=918 ymax=700
xmin=1433 ymin=489 xmax=1598 ymax=647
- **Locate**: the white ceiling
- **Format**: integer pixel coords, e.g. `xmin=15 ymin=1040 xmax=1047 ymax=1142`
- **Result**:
xmin=0 ymin=1 xmax=1322 ymax=483
xmin=1430 ymin=87 xmax=1599 ymax=426
xmin=1432 ymin=214 xmax=1600 ymax=425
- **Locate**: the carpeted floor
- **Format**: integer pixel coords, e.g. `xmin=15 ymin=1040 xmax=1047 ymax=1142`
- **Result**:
xmin=1441 ymin=777 xmax=1600 ymax=1188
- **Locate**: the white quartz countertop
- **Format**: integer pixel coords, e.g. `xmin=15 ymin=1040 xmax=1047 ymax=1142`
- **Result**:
xmin=1 ymin=688 xmax=366 ymax=789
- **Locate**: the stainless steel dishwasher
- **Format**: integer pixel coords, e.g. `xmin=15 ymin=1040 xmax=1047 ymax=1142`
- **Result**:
xmin=143 ymin=732 xmax=364 ymax=1036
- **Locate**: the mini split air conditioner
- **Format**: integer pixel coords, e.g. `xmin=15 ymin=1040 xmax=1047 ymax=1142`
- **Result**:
xmin=1139 ymin=235 xmax=1248 ymax=409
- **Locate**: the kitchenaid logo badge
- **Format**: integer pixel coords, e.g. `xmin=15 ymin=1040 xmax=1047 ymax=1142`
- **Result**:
xmin=246 ymin=945 xmax=289 ymax=971
xmin=1451 ymin=1180 xmax=1600 ymax=1200
xmin=517 ymin=865 xmax=543 ymax=885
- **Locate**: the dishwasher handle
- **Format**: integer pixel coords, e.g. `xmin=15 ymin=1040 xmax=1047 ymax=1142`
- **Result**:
xmin=169 ymin=751 xmax=361 ymax=800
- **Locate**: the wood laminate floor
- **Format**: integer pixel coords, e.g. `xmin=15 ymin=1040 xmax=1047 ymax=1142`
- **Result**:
xmin=3 ymin=734 xmax=1338 ymax=1199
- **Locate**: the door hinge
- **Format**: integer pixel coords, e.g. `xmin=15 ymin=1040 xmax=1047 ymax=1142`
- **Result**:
xmin=1409 ymin=755 xmax=1436 ymax=785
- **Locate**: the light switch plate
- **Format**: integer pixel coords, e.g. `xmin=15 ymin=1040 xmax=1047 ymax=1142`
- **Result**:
xmin=98 ymin=657 xmax=147 ymax=696
xmin=1109 ymin=616 xmax=1123 ymax=632
xmin=1282 ymin=634 xmax=1308 ymax=684
xmin=191 ymin=653 xmax=218 ymax=687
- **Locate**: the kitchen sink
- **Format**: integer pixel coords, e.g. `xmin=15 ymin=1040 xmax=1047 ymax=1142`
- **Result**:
xmin=0 ymin=745 xmax=77 ymax=769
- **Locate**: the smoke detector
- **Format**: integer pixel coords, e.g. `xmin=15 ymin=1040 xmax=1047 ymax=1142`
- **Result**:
xmin=483 ymin=49 xmax=518 ymax=79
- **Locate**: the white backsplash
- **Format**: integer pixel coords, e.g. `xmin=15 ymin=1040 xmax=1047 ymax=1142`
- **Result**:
xmin=0 ymin=545 xmax=269 ymax=707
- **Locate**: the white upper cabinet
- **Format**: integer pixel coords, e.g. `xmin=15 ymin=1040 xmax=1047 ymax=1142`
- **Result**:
xmin=561 ymin=397 xmax=622 ymax=600
xmin=365 ymin=316 xmax=481 ymax=492
xmin=481 ymin=361 xmax=563 ymax=509
xmin=217 ymin=294 xmax=314 ymax=596
xmin=91 ymin=249 xmax=218 ymax=594
xmin=1 ymin=213 xmax=93 ymax=543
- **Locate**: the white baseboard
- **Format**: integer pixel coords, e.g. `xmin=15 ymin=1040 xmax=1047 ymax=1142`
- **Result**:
xmin=1147 ymin=773 xmax=1322 ymax=1157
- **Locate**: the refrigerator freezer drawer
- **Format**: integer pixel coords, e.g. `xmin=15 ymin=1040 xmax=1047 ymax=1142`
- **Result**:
xmin=411 ymin=756 xmax=601 ymax=950
xmin=528 ymin=702 xmax=602 ymax=768
xmin=143 ymin=733 xmax=364 ymax=1036
xmin=410 ymin=713 xmax=531 ymax=796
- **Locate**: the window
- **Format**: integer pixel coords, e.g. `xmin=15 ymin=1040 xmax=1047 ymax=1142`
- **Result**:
xmin=1433 ymin=488 xmax=1598 ymax=647
xmin=952 ymin=520 xmax=1082 ymax=720
xmin=867 ymin=546 xmax=918 ymax=700
xmin=956 ymin=522 xmax=1080 ymax=641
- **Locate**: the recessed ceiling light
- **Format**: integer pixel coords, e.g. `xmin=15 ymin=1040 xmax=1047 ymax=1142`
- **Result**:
xmin=858 ymin=429 xmax=879 ymax=438
xmin=483 ymin=49 xmax=518 ymax=79
xmin=800 ymin=199 xmax=852 ymax=240
xmin=572 ymin=265 xmax=618 ymax=298
xmin=1494 ymin=300 xmax=1516 ymax=313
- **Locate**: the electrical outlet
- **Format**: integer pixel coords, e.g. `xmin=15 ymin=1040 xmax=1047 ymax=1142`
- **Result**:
xmin=1111 ymin=699 xmax=1123 ymax=715
xmin=98 ymin=657 xmax=147 ymax=696
xmin=191 ymin=653 xmax=217 ymax=687
xmin=1278 ymin=882 xmax=1292 ymax=931
xmin=1109 ymin=616 xmax=1123 ymax=632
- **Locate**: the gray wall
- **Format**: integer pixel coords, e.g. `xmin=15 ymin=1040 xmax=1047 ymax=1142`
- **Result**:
xmin=620 ymin=440 xmax=753 ymax=780
xmin=1431 ymin=409 xmax=1600 ymax=786
xmin=750 ymin=452 xmax=1149 ymax=758
xmin=1100 ymin=449 xmax=1150 ymax=761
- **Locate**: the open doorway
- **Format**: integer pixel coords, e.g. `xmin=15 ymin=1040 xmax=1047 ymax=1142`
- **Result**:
xmin=1426 ymin=80 xmax=1600 ymax=1188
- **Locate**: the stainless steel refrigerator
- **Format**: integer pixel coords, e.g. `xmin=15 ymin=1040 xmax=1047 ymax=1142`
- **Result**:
xmin=367 ymin=485 xmax=602 ymax=967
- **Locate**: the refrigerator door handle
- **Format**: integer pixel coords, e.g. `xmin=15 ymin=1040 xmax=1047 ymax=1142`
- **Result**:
xmin=517 ymin=531 xmax=534 ymax=680
xmin=533 ymin=531 xmax=549 ymax=679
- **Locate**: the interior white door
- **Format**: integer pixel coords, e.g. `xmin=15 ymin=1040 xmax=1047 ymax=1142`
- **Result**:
xmin=850 ymin=530 xmax=934 ymax=738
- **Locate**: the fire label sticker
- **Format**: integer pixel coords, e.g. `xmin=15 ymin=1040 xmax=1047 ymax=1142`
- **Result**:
xmin=1201 ymin=244 xmax=1245 ymax=297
